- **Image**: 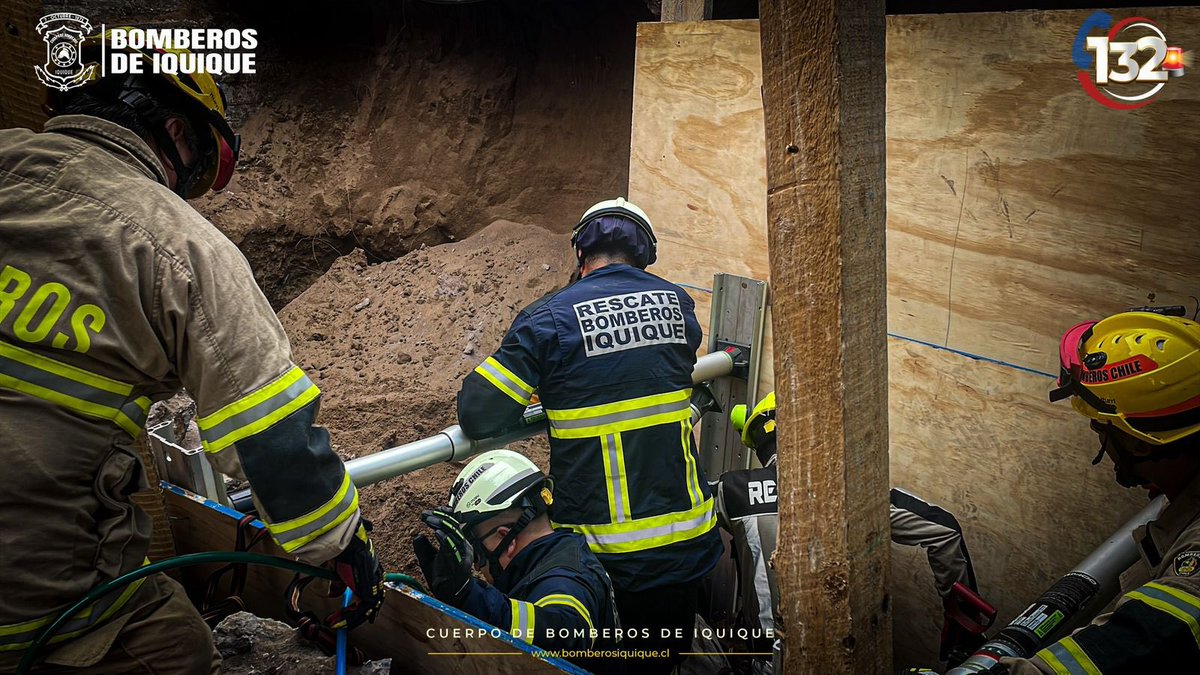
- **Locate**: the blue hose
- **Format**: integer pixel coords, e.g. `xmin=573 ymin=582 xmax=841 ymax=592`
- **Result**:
xmin=336 ymin=588 xmax=353 ymax=675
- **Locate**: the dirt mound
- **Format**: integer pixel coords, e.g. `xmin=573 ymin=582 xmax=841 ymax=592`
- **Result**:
xmin=279 ymin=220 xmax=574 ymax=573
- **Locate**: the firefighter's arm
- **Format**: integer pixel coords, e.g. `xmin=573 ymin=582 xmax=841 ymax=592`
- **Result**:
xmin=992 ymin=567 xmax=1200 ymax=674
xmin=459 ymin=575 xmax=599 ymax=649
xmin=457 ymin=311 xmax=544 ymax=439
xmin=156 ymin=236 xmax=360 ymax=565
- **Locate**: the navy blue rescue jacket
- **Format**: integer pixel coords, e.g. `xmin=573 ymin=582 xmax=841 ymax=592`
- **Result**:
xmin=457 ymin=264 xmax=723 ymax=592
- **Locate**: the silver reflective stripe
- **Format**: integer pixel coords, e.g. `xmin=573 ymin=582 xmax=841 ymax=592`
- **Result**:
xmin=478 ymin=359 xmax=532 ymax=404
xmin=270 ymin=478 xmax=359 ymax=548
xmin=1041 ymin=642 xmax=1091 ymax=675
xmin=0 ymin=341 xmax=147 ymax=435
xmin=199 ymin=373 xmax=315 ymax=444
xmin=586 ymin=502 xmax=714 ymax=547
xmin=742 ymin=517 xmax=775 ymax=632
xmin=548 ymin=398 xmax=691 ymax=432
xmin=512 ymin=600 xmax=534 ymax=642
xmin=0 ymin=577 xmax=146 ymax=651
xmin=606 ymin=434 xmax=626 ymax=522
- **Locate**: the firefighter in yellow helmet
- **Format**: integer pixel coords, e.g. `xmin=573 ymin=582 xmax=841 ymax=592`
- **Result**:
xmin=0 ymin=30 xmax=382 ymax=673
xmin=990 ymin=309 xmax=1200 ymax=674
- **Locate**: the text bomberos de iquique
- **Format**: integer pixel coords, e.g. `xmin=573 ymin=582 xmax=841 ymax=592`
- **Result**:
xmin=106 ymin=28 xmax=257 ymax=75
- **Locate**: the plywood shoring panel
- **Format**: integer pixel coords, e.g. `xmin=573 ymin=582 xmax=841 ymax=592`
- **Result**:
xmin=887 ymin=8 xmax=1200 ymax=374
xmin=628 ymin=11 xmax=1200 ymax=667
xmin=628 ymin=19 xmax=774 ymax=398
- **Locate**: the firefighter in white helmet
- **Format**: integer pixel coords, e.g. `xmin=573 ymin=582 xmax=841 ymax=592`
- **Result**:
xmin=414 ymin=449 xmax=621 ymax=673
xmin=457 ymin=197 xmax=721 ymax=674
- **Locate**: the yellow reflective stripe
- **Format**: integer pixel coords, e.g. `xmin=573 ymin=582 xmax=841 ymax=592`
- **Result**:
xmin=545 ymin=388 xmax=690 ymax=421
xmin=554 ymin=498 xmax=717 ymax=554
xmin=1059 ymin=638 xmax=1101 ymax=675
xmin=474 ymin=357 xmax=534 ymax=407
xmin=614 ymin=434 xmax=631 ymax=520
xmin=1126 ymin=582 xmax=1200 ymax=648
xmin=269 ymin=473 xmax=359 ymax=553
xmin=197 ymin=367 xmax=320 ymax=453
xmin=682 ymin=420 xmax=702 ymax=508
xmin=0 ymin=562 xmax=149 ymax=651
xmin=1033 ymin=644 xmax=1075 ymax=675
xmin=509 ymin=599 xmax=535 ymax=644
xmin=600 ymin=434 xmax=631 ymax=523
xmin=0 ymin=340 xmax=147 ymax=436
xmin=535 ymin=594 xmax=594 ymax=633
xmin=0 ymin=340 xmax=131 ymax=396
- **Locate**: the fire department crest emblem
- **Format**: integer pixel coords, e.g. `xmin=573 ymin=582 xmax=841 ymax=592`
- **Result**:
xmin=34 ymin=13 xmax=97 ymax=91
xmin=1174 ymin=551 xmax=1200 ymax=577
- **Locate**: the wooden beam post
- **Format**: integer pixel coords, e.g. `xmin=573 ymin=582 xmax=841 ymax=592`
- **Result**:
xmin=659 ymin=0 xmax=712 ymax=22
xmin=759 ymin=1 xmax=891 ymax=673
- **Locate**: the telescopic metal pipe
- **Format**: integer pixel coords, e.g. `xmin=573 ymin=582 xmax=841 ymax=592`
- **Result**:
xmin=946 ymin=495 xmax=1166 ymax=674
xmin=229 ymin=350 xmax=735 ymax=512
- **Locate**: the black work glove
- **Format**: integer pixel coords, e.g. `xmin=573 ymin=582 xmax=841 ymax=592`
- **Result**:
xmin=326 ymin=519 xmax=385 ymax=630
xmin=412 ymin=508 xmax=474 ymax=607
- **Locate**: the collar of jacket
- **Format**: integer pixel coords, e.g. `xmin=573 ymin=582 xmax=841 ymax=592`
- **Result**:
xmin=493 ymin=529 xmax=576 ymax=593
xmin=1134 ymin=470 xmax=1200 ymax=570
xmin=44 ymin=114 xmax=169 ymax=186
xmin=582 ymin=263 xmax=641 ymax=280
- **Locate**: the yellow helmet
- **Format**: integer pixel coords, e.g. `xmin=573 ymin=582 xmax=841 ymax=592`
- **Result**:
xmin=733 ymin=391 xmax=776 ymax=450
xmin=48 ymin=28 xmax=240 ymax=199
xmin=1051 ymin=311 xmax=1200 ymax=445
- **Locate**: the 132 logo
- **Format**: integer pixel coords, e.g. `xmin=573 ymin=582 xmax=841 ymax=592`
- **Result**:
xmin=1072 ymin=12 xmax=1188 ymax=110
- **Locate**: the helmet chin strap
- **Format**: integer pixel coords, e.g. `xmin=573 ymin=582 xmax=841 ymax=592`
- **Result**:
xmin=1097 ymin=434 xmax=1184 ymax=489
xmin=477 ymin=504 xmax=542 ymax=586
xmin=117 ymin=84 xmax=208 ymax=198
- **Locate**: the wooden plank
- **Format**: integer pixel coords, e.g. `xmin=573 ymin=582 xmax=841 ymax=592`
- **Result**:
xmin=659 ymin=0 xmax=712 ymax=22
xmin=163 ymin=487 xmax=577 ymax=674
xmin=886 ymin=8 xmax=1200 ymax=374
xmin=886 ymin=338 xmax=1146 ymax=668
xmin=627 ymin=19 xmax=773 ymax=397
xmin=759 ymin=1 xmax=891 ymax=673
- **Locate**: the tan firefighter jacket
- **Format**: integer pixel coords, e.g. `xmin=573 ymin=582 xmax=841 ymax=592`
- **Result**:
xmin=1000 ymin=471 xmax=1200 ymax=674
xmin=0 ymin=115 xmax=360 ymax=654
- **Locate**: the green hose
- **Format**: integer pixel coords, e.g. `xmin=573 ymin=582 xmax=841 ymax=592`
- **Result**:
xmin=17 ymin=552 xmax=334 ymax=675
xmin=384 ymin=572 xmax=426 ymax=593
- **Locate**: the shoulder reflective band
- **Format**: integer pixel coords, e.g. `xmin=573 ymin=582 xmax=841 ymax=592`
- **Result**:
xmin=0 ymin=339 xmax=149 ymax=437
xmin=510 ymin=599 xmax=536 ymax=644
xmin=554 ymin=497 xmax=717 ymax=555
xmin=266 ymin=471 xmax=359 ymax=553
xmin=197 ymin=365 xmax=320 ymax=453
xmin=1035 ymin=636 xmax=1101 ymax=675
xmin=535 ymin=593 xmax=595 ymax=634
xmin=474 ymin=356 xmax=535 ymax=406
xmin=0 ymin=561 xmax=148 ymax=652
xmin=545 ymin=388 xmax=692 ymax=439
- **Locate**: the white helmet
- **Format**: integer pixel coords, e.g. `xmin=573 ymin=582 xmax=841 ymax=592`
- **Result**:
xmin=448 ymin=449 xmax=552 ymax=530
xmin=572 ymin=197 xmax=658 ymax=267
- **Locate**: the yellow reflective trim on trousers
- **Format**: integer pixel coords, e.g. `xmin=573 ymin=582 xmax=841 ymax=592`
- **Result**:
xmin=0 ymin=340 xmax=148 ymax=436
xmin=198 ymin=367 xmax=321 ymax=453
xmin=554 ymin=498 xmax=717 ymax=554
xmin=535 ymin=594 xmax=594 ymax=633
xmin=682 ymin=420 xmax=702 ymax=508
xmin=268 ymin=473 xmax=359 ymax=553
xmin=0 ymin=562 xmax=149 ymax=651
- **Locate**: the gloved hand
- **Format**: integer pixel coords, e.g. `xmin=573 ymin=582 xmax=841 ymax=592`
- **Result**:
xmin=325 ymin=520 xmax=385 ymax=630
xmin=412 ymin=508 xmax=474 ymax=607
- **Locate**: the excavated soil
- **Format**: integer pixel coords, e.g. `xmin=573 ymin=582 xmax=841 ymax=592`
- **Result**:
xmin=279 ymin=220 xmax=575 ymax=574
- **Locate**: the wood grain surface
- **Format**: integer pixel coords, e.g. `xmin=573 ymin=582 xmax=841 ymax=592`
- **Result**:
xmin=760 ymin=1 xmax=892 ymax=672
